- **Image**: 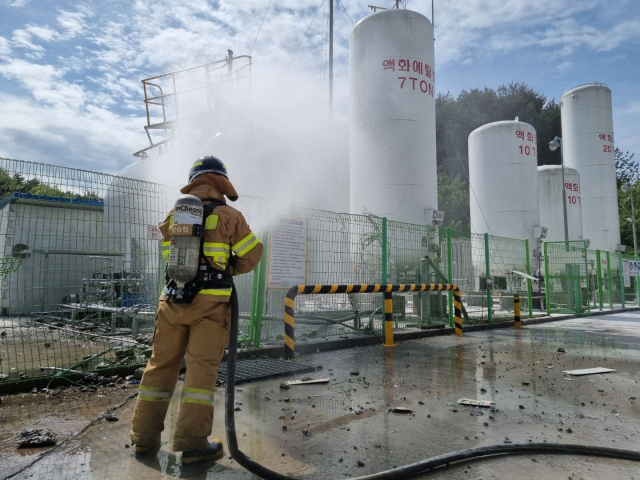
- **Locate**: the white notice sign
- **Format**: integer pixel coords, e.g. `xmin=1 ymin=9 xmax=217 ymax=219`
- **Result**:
xmin=147 ymin=225 xmax=162 ymax=240
xmin=268 ymin=218 xmax=307 ymax=289
xmin=623 ymin=259 xmax=631 ymax=288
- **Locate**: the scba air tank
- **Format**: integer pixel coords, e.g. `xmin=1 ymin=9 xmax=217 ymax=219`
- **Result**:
xmin=167 ymin=194 xmax=203 ymax=284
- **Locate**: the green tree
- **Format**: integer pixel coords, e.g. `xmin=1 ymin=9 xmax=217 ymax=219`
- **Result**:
xmin=0 ymin=167 xmax=103 ymax=201
xmin=437 ymin=171 xmax=470 ymax=231
xmin=616 ymin=149 xmax=639 ymax=249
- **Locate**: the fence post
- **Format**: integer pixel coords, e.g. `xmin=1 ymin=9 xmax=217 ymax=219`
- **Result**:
xmin=484 ymin=232 xmax=492 ymax=323
xmin=544 ymin=241 xmax=551 ymax=316
xmin=596 ymin=250 xmax=603 ymax=310
xmin=525 ymin=238 xmax=533 ymax=318
xmin=619 ymin=252 xmax=626 ymax=308
xmin=251 ymin=232 xmax=268 ymax=348
xmin=381 ymin=217 xmax=388 ymax=336
xmin=606 ymin=251 xmax=613 ymax=310
xmin=582 ymin=242 xmax=590 ymax=315
xmin=446 ymin=227 xmax=454 ymax=328
xmin=383 ymin=290 xmax=397 ymax=346
xmin=513 ymin=295 xmax=521 ymax=328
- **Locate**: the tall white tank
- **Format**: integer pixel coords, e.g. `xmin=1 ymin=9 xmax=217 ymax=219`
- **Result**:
xmin=537 ymin=165 xmax=583 ymax=242
xmin=469 ymin=121 xmax=541 ymax=268
xmin=561 ymin=83 xmax=620 ymax=251
xmin=349 ymin=9 xmax=437 ymax=225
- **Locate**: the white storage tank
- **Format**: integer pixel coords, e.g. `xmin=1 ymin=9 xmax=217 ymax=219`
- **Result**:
xmin=537 ymin=165 xmax=583 ymax=242
xmin=349 ymin=9 xmax=437 ymax=225
xmin=561 ymin=82 xmax=620 ymax=252
xmin=469 ymin=120 xmax=541 ymax=269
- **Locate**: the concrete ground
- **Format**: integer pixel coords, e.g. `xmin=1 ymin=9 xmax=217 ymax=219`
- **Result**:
xmin=3 ymin=311 xmax=640 ymax=479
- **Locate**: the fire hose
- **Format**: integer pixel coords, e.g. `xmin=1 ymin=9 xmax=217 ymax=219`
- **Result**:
xmin=225 ymin=283 xmax=640 ymax=479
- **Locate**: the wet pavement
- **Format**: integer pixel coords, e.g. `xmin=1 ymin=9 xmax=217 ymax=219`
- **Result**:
xmin=3 ymin=311 xmax=640 ymax=479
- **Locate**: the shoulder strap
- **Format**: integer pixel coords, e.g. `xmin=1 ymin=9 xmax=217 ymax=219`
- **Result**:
xmin=201 ymin=198 xmax=225 ymax=220
xmin=199 ymin=198 xmax=225 ymax=265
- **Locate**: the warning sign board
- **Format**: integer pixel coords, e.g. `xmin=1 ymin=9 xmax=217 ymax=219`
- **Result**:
xmin=267 ymin=218 xmax=307 ymax=289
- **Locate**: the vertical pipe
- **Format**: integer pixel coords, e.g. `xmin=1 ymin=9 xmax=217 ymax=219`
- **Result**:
xmin=329 ymin=0 xmax=334 ymax=111
xmin=252 ymin=232 xmax=268 ymax=348
xmin=446 ymin=227 xmax=454 ymax=328
xmin=382 ymin=291 xmax=396 ymax=346
xmin=514 ymin=295 xmax=521 ymax=328
xmin=525 ymin=238 xmax=533 ymax=318
xmin=381 ymin=217 xmax=387 ymax=336
xmin=484 ymin=232 xmax=492 ymax=323
xmin=619 ymin=252 xmax=626 ymax=308
xmin=453 ymin=287 xmax=463 ymax=336
xmin=596 ymin=250 xmax=603 ymax=310
xmin=284 ymin=287 xmax=297 ymax=360
xmin=606 ymin=251 xmax=613 ymax=310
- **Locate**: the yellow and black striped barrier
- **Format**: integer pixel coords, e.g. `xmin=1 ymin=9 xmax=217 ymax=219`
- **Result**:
xmin=284 ymin=283 xmax=464 ymax=360
xmin=514 ymin=294 xmax=521 ymax=329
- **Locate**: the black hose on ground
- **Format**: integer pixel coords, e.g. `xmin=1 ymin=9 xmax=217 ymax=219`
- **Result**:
xmin=225 ymin=284 xmax=640 ymax=479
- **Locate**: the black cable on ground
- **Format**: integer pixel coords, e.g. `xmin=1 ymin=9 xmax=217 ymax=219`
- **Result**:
xmin=225 ymin=284 xmax=640 ymax=479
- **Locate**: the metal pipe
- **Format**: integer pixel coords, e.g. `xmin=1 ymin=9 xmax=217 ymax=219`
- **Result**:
xmin=329 ymin=0 xmax=334 ymax=110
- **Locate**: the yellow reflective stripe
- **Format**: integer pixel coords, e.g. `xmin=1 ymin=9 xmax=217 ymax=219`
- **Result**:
xmin=237 ymin=237 xmax=260 ymax=257
xmin=169 ymin=215 xmax=174 ymax=227
xmin=203 ymin=243 xmax=230 ymax=253
xmin=182 ymin=397 xmax=214 ymax=406
xmin=233 ymin=233 xmax=259 ymax=257
xmin=192 ymin=161 xmax=203 ymax=168
xmin=205 ymin=214 xmax=219 ymax=230
xmin=232 ymin=233 xmax=257 ymax=255
xmin=200 ymin=288 xmax=232 ymax=296
xmin=162 ymin=250 xmax=170 ymax=259
xmin=138 ymin=385 xmax=173 ymax=402
xmin=162 ymin=241 xmax=171 ymax=247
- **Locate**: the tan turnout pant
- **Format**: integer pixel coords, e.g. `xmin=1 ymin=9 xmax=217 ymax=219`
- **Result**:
xmin=130 ymin=297 xmax=230 ymax=452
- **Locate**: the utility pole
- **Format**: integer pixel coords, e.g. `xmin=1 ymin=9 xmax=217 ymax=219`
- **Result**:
xmin=329 ymin=0 xmax=334 ymax=111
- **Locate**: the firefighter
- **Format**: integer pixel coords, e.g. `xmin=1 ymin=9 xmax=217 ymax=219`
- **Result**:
xmin=130 ymin=155 xmax=263 ymax=463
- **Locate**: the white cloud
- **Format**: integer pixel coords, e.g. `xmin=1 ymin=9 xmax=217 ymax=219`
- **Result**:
xmin=0 ymin=36 xmax=11 ymax=56
xmin=57 ymin=10 xmax=88 ymax=38
xmin=8 ymin=0 xmax=30 ymax=6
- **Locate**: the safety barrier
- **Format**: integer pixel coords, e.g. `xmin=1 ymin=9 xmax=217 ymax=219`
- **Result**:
xmin=284 ymin=283 xmax=463 ymax=360
xmin=514 ymin=295 xmax=521 ymax=328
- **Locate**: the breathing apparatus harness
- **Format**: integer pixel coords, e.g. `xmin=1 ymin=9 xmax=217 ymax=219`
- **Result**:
xmin=164 ymin=198 xmax=233 ymax=304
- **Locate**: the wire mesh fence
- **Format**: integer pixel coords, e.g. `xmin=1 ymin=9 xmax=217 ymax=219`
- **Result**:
xmin=543 ymin=240 xmax=590 ymax=315
xmin=621 ymin=255 xmax=640 ymax=307
xmin=0 ymin=158 xmax=175 ymax=386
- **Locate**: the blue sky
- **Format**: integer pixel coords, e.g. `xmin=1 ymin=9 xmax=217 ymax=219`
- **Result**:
xmin=1 ymin=0 xmax=639 ymax=174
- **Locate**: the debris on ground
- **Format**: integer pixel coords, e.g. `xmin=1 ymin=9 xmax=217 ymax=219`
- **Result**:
xmin=458 ymin=398 xmax=494 ymax=407
xmin=392 ymin=407 xmax=413 ymax=413
xmin=285 ymin=378 xmax=330 ymax=386
xmin=17 ymin=429 xmax=57 ymax=448
xmin=350 ymin=371 xmax=360 ymax=376
xmin=279 ymin=383 xmax=290 ymax=390
xmin=134 ymin=367 xmax=145 ymax=380
xmin=104 ymin=414 xmax=119 ymax=422
xmin=557 ymin=347 xmax=566 ymax=353
xmin=563 ymin=367 xmax=615 ymax=376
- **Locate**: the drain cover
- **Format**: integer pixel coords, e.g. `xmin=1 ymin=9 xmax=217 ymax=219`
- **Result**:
xmin=217 ymin=358 xmax=316 ymax=385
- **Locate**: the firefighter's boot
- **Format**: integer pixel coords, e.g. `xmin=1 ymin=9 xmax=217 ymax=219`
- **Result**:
xmin=181 ymin=439 xmax=224 ymax=464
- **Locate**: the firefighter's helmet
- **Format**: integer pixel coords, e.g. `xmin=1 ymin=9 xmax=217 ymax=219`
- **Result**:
xmin=189 ymin=155 xmax=228 ymax=183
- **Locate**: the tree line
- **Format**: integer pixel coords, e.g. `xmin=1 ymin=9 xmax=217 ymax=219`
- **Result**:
xmin=0 ymin=168 xmax=102 ymax=201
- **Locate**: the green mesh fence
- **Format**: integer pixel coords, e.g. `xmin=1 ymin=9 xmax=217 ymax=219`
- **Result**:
xmin=0 ymin=158 xmax=176 ymax=387
xmin=543 ymin=240 xmax=590 ymax=315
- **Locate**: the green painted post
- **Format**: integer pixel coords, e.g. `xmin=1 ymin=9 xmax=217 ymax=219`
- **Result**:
xmin=525 ymin=239 xmax=533 ymax=318
xmin=252 ymin=232 xmax=268 ymax=348
xmin=544 ymin=242 xmax=551 ymax=316
xmin=606 ymin=251 xmax=613 ymax=310
xmin=381 ymin=217 xmax=388 ymax=336
xmin=583 ymin=242 xmax=590 ymax=315
xmin=485 ymin=232 xmax=492 ymax=323
xmin=596 ymin=250 xmax=603 ymax=310
xmin=619 ymin=252 xmax=625 ymax=309
xmin=446 ymin=227 xmax=454 ymax=328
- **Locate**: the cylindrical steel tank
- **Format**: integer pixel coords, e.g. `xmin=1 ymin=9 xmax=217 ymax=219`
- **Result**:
xmin=469 ymin=121 xmax=541 ymax=270
xmin=349 ymin=9 xmax=437 ymax=224
xmin=537 ymin=165 xmax=583 ymax=242
xmin=561 ymin=83 xmax=620 ymax=251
